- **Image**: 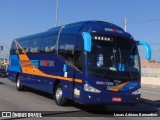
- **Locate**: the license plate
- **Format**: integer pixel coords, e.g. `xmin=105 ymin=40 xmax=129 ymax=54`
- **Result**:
xmin=112 ymin=97 xmax=121 ymax=102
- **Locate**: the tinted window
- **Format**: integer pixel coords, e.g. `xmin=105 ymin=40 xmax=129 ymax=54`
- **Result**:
xmin=28 ymin=38 xmax=42 ymax=53
xmin=74 ymin=35 xmax=83 ymax=51
xmin=74 ymin=35 xmax=83 ymax=70
xmin=41 ymin=35 xmax=57 ymax=53
xmin=58 ymin=35 xmax=75 ymax=64
xmin=19 ymin=39 xmax=29 ymax=54
xmin=10 ymin=41 xmax=16 ymax=54
xmin=87 ymin=35 xmax=140 ymax=79
xmin=75 ymin=50 xmax=83 ymax=70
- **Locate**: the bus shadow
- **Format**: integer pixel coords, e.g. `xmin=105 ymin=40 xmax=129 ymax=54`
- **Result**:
xmin=26 ymin=87 xmax=53 ymax=99
xmin=69 ymin=99 xmax=160 ymax=115
xmin=26 ymin=88 xmax=160 ymax=115
xmin=0 ymin=82 xmax=4 ymax=85
xmin=141 ymin=98 xmax=160 ymax=107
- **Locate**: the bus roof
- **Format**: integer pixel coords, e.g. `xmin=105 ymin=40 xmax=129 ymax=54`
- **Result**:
xmin=16 ymin=21 xmax=133 ymax=41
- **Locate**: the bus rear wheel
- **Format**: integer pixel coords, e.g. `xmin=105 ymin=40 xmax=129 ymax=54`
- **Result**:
xmin=54 ymin=84 xmax=67 ymax=106
xmin=16 ymin=75 xmax=25 ymax=91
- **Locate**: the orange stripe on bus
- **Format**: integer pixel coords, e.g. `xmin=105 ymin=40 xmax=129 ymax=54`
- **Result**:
xmin=107 ymin=82 xmax=129 ymax=92
xmin=19 ymin=54 xmax=82 ymax=83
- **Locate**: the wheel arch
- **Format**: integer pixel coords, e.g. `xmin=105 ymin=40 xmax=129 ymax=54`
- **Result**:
xmin=15 ymin=72 xmax=20 ymax=82
xmin=53 ymin=79 xmax=61 ymax=94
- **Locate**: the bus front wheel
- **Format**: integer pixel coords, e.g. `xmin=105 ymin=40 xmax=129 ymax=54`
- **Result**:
xmin=16 ymin=75 xmax=25 ymax=91
xmin=54 ymin=84 xmax=67 ymax=106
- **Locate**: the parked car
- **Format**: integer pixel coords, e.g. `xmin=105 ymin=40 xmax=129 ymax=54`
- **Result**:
xmin=0 ymin=68 xmax=7 ymax=78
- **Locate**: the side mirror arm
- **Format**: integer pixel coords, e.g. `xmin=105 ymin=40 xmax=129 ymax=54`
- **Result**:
xmin=136 ymin=41 xmax=151 ymax=60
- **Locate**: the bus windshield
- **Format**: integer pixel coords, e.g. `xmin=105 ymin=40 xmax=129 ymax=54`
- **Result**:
xmin=87 ymin=35 xmax=140 ymax=79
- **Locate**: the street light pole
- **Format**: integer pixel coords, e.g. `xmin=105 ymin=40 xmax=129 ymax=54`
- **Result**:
xmin=55 ymin=0 xmax=59 ymax=27
xmin=124 ymin=18 xmax=127 ymax=32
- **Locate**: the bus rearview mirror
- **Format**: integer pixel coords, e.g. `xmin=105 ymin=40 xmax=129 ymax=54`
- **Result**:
xmin=136 ymin=41 xmax=151 ymax=60
xmin=82 ymin=32 xmax=91 ymax=52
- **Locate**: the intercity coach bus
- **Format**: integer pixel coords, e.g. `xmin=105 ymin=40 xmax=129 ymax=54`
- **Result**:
xmin=8 ymin=21 xmax=151 ymax=106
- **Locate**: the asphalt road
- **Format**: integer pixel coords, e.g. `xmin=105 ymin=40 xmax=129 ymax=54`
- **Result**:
xmin=0 ymin=78 xmax=159 ymax=120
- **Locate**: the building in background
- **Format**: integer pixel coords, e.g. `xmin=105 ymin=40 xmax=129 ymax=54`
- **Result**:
xmin=0 ymin=58 xmax=9 ymax=70
xmin=141 ymin=60 xmax=160 ymax=78
xmin=141 ymin=60 xmax=160 ymax=68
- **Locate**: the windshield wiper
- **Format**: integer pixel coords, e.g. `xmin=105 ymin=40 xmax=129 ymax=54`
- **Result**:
xmin=126 ymin=71 xmax=134 ymax=79
xmin=101 ymin=68 xmax=110 ymax=77
xmin=89 ymin=71 xmax=102 ymax=77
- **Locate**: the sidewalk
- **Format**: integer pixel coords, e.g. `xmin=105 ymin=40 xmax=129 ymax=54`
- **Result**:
xmin=141 ymin=77 xmax=160 ymax=86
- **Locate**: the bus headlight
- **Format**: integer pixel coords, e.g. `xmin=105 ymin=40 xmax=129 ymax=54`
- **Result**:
xmin=132 ymin=88 xmax=141 ymax=95
xmin=84 ymin=84 xmax=101 ymax=93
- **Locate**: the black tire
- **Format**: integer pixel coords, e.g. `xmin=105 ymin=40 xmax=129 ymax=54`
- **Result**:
xmin=16 ymin=75 xmax=25 ymax=91
xmin=54 ymin=84 xmax=67 ymax=106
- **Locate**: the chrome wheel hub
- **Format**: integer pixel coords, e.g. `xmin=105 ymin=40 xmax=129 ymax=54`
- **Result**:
xmin=56 ymin=88 xmax=62 ymax=102
xmin=17 ymin=79 xmax=20 ymax=88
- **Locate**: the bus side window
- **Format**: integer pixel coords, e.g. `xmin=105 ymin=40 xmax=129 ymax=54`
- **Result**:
xmin=41 ymin=35 xmax=57 ymax=53
xmin=75 ymin=51 xmax=83 ymax=70
xmin=29 ymin=38 xmax=41 ymax=53
xmin=74 ymin=36 xmax=83 ymax=70
xmin=18 ymin=40 xmax=28 ymax=54
xmin=130 ymin=46 xmax=139 ymax=68
xmin=18 ymin=39 xmax=29 ymax=54
xmin=58 ymin=35 xmax=75 ymax=64
xmin=10 ymin=41 xmax=17 ymax=54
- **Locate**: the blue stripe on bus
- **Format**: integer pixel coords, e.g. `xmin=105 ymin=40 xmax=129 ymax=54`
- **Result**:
xmin=31 ymin=60 xmax=39 ymax=68
xmin=8 ymin=66 xmax=21 ymax=72
xmin=106 ymin=82 xmax=138 ymax=91
xmin=120 ymin=82 xmax=138 ymax=91
xmin=9 ymin=55 xmax=21 ymax=72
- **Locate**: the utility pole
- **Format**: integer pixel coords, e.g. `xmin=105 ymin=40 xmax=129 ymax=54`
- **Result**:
xmin=124 ymin=18 xmax=127 ymax=32
xmin=55 ymin=0 xmax=59 ymax=27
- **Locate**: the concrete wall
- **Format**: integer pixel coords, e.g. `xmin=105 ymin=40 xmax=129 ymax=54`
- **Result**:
xmin=141 ymin=68 xmax=160 ymax=78
xmin=141 ymin=77 xmax=160 ymax=86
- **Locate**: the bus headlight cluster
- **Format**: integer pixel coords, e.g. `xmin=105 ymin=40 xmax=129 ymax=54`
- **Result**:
xmin=132 ymin=88 xmax=141 ymax=95
xmin=94 ymin=36 xmax=111 ymax=41
xmin=84 ymin=84 xmax=101 ymax=93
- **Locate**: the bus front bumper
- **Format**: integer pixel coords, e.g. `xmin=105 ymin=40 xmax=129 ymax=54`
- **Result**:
xmin=81 ymin=91 xmax=141 ymax=105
